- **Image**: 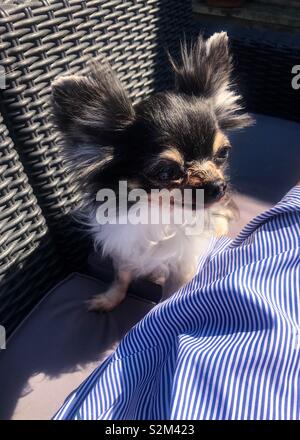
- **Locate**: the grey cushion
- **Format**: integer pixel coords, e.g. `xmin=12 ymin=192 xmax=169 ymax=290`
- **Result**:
xmin=230 ymin=113 xmax=300 ymax=203
xmin=227 ymin=113 xmax=300 ymax=235
xmin=0 ymin=274 xmax=155 ymax=420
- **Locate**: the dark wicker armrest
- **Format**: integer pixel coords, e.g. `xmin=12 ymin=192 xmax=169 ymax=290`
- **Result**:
xmin=0 ymin=113 xmax=64 ymax=334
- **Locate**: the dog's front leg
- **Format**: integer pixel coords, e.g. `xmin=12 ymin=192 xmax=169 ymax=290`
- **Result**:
xmin=87 ymin=269 xmax=132 ymax=312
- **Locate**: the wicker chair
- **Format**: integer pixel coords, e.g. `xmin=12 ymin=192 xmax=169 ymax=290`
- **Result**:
xmin=1 ymin=0 xmax=300 ymax=420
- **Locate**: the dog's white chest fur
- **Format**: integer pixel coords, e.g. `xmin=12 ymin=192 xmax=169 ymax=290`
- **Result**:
xmin=91 ymin=203 xmax=214 ymax=282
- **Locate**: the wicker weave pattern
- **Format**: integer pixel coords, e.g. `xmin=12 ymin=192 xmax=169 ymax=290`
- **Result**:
xmin=0 ymin=113 xmax=63 ymax=334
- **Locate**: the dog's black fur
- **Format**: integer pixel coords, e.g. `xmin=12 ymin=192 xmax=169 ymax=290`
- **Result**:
xmin=51 ymin=32 xmax=252 ymax=206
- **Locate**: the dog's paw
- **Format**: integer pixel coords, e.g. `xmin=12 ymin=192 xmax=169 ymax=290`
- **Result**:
xmin=87 ymin=285 xmax=127 ymax=312
xmin=87 ymin=294 xmax=119 ymax=312
xmin=213 ymin=215 xmax=230 ymax=237
xmin=210 ymin=204 xmax=237 ymax=237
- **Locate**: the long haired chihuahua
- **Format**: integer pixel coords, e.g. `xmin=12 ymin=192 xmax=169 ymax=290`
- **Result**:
xmin=51 ymin=32 xmax=252 ymax=311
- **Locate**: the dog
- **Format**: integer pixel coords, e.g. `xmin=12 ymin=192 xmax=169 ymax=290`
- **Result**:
xmin=51 ymin=32 xmax=252 ymax=311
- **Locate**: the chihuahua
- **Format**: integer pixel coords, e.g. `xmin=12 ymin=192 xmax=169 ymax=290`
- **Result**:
xmin=51 ymin=32 xmax=252 ymax=311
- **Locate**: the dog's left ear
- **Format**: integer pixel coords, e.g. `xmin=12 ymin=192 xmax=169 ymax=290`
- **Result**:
xmin=169 ymin=32 xmax=253 ymax=130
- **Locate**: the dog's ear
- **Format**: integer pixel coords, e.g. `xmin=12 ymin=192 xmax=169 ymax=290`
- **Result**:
xmin=51 ymin=62 xmax=135 ymax=178
xmin=169 ymin=32 xmax=232 ymax=98
xmin=169 ymin=32 xmax=253 ymax=130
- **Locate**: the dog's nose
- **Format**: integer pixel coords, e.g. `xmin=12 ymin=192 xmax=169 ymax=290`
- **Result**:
xmin=204 ymin=180 xmax=227 ymax=202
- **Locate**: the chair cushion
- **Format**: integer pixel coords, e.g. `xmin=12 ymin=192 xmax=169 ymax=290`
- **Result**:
xmin=0 ymin=273 xmax=155 ymax=420
xmin=227 ymin=113 xmax=300 ymax=236
xmin=230 ymin=113 xmax=300 ymax=203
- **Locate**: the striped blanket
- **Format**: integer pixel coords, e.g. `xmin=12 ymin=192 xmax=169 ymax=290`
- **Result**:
xmin=54 ymin=186 xmax=300 ymax=420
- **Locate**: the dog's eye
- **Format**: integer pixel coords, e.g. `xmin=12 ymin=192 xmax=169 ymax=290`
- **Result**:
xmin=215 ymin=146 xmax=230 ymax=163
xmin=158 ymin=171 xmax=170 ymax=181
xmin=157 ymin=165 xmax=183 ymax=182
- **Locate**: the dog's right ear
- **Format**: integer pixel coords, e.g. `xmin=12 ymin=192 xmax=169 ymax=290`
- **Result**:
xmin=168 ymin=32 xmax=232 ymax=98
xmin=51 ymin=63 xmax=135 ymax=176
xmin=169 ymin=33 xmax=253 ymax=130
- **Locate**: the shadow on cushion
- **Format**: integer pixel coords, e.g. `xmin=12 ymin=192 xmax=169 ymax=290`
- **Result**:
xmin=0 ymin=273 xmax=155 ymax=420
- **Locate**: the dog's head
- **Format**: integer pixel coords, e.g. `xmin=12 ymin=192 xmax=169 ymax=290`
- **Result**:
xmin=51 ymin=32 xmax=252 ymax=207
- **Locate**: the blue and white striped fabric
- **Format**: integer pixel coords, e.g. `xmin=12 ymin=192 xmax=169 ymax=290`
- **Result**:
xmin=54 ymin=186 xmax=300 ymax=420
